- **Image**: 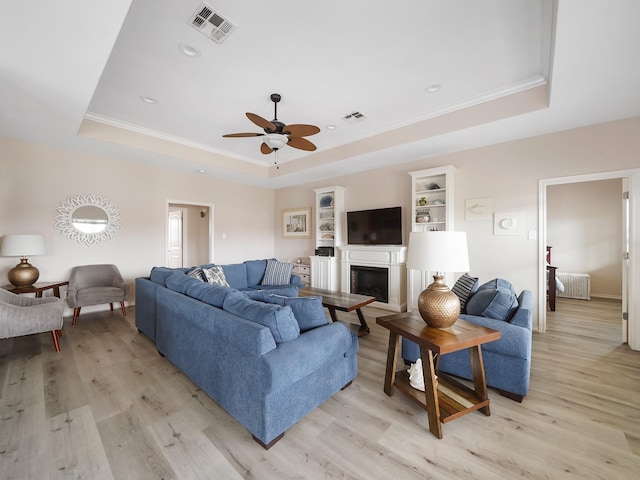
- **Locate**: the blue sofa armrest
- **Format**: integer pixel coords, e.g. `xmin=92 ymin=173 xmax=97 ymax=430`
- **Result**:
xmin=510 ymin=290 xmax=533 ymax=330
xmin=259 ymin=322 xmax=355 ymax=393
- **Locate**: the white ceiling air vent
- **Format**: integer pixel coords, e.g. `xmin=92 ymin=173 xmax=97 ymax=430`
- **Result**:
xmin=343 ymin=111 xmax=367 ymax=124
xmin=188 ymin=3 xmax=237 ymax=44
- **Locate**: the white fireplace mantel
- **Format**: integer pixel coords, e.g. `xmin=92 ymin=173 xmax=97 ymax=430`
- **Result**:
xmin=339 ymin=245 xmax=407 ymax=312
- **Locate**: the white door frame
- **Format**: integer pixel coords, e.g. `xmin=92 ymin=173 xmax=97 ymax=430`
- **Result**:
xmin=538 ymin=168 xmax=640 ymax=351
xmin=166 ymin=199 xmax=215 ymax=265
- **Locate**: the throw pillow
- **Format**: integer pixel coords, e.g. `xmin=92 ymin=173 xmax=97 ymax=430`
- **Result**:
xmin=222 ymin=291 xmax=299 ymax=343
xmin=203 ymin=265 xmax=230 ymax=287
xmin=186 ymin=267 xmax=206 ymax=282
xmin=261 ymin=259 xmax=293 ymax=286
xmin=263 ymin=295 xmax=328 ymax=332
xmin=466 ymin=288 xmax=519 ymax=322
xmin=451 ymin=273 xmax=478 ymax=313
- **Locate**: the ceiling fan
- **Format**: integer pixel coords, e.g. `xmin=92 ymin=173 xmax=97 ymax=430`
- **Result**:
xmin=222 ymin=93 xmax=320 ymax=156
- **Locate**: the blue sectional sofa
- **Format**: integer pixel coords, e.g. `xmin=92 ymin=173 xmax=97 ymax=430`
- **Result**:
xmin=402 ymin=278 xmax=533 ymax=402
xmin=135 ymin=259 xmax=358 ymax=448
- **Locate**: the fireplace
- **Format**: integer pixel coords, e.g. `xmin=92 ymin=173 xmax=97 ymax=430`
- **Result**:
xmin=339 ymin=245 xmax=407 ymax=312
xmin=351 ymin=266 xmax=389 ymax=303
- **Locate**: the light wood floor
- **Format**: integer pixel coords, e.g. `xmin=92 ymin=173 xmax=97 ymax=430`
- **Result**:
xmin=1 ymin=297 xmax=639 ymax=479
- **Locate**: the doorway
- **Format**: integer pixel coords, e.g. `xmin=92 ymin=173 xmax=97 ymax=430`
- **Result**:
xmin=166 ymin=200 xmax=214 ymax=268
xmin=538 ymin=169 xmax=640 ymax=351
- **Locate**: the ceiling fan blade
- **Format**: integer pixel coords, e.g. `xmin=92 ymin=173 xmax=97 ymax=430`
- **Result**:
xmin=287 ymin=136 xmax=317 ymax=151
xmin=283 ymin=124 xmax=320 ymax=137
xmin=260 ymin=143 xmax=273 ymax=154
xmin=246 ymin=112 xmax=276 ymax=131
xmin=222 ymin=132 xmax=264 ymax=138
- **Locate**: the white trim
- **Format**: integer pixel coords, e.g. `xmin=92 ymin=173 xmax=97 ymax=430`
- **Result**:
xmin=538 ymin=169 xmax=640 ymax=351
xmin=166 ymin=199 xmax=215 ymax=265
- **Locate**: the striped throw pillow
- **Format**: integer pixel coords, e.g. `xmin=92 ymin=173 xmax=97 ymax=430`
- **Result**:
xmin=451 ymin=272 xmax=479 ymax=313
xmin=203 ymin=265 xmax=230 ymax=287
xmin=261 ymin=259 xmax=293 ymax=286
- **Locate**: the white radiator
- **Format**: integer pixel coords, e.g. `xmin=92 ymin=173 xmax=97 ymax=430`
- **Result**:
xmin=557 ymin=272 xmax=591 ymax=300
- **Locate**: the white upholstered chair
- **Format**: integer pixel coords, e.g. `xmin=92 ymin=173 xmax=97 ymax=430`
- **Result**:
xmin=0 ymin=288 xmax=64 ymax=351
xmin=67 ymin=264 xmax=129 ymax=325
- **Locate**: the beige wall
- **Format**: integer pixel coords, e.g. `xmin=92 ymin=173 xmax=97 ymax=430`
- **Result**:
xmin=548 ymin=179 xmax=623 ymax=298
xmin=274 ymin=116 xmax=640 ymax=324
xmin=0 ymin=137 xmax=275 ymax=315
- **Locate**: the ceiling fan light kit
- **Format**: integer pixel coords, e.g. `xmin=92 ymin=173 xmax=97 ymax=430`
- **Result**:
xmin=223 ymin=93 xmax=320 ymax=167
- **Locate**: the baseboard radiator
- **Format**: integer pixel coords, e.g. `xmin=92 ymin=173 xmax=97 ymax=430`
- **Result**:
xmin=557 ymin=272 xmax=591 ymax=300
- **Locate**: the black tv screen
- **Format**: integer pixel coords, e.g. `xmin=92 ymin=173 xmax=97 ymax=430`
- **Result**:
xmin=347 ymin=207 xmax=402 ymax=245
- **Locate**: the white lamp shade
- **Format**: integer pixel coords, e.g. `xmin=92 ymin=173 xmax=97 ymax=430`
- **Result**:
xmin=0 ymin=234 xmax=46 ymax=257
xmin=263 ymin=134 xmax=288 ymax=150
xmin=406 ymin=231 xmax=470 ymax=273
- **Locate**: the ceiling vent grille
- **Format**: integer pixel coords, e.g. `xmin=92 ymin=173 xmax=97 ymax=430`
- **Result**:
xmin=188 ymin=3 xmax=237 ymax=44
xmin=343 ymin=111 xmax=367 ymax=124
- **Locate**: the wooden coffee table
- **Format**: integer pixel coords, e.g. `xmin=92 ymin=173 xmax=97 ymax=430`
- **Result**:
xmin=299 ymin=287 xmax=375 ymax=336
xmin=376 ymin=311 xmax=500 ymax=439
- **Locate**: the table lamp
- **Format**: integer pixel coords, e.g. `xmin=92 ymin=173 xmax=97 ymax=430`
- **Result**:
xmin=0 ymin=234 xmax=46 ymax=287
xmin=406 ymin=231 xmax=470 ymax=328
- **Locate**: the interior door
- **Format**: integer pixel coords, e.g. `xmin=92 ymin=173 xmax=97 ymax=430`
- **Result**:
xmin=167 ymin=209 xmax=184 ymax=268
xmin=622 ymin=178 xmax=630 ymax=342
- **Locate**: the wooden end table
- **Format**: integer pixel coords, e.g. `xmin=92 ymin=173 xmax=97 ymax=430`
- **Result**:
xmin=2 ymin=281 xmax=69 ymax=298
xmin=376 ymin=312 xmax=500 ymax=439
xmin=299 ymin=287 xmax=375 ymax=336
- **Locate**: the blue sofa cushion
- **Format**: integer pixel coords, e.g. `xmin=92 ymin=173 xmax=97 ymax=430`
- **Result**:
xmin=261 ymin=259 xmax=293 ymax=286
xmin=451 ymin=273 xmax=479 ymax=313
xmin=187 ymin=283 xmax=233 ymax=308
xmin=243 ymin=286 xmax=300 ymax=299
xmin=223 ymin=290 xmax=299 ymax=343
xmin=150 ymin=266 xmax=189 ymax=285
xmin=166 ymin=272 xmax=202 ymax=294
xmin=249 ymin=293 xmax=328 ymax=332
xmin=477 ymin=278 xmax=515 ymax=295
xmin=245 ymin=259 xmax=267 ymax=286
xmin=466 ymin=287 xmax=519 ymax=322
xmin=222 ymin=263 xmax=248 ymax=289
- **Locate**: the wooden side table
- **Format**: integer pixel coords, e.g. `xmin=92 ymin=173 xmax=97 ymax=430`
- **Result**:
xmin=376 ymin=312 xmax=500 ymax=439
xmin=2 ymin=281 xmax=69 ymax=298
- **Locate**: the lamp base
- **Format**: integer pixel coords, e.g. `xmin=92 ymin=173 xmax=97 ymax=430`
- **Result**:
xmin=417 ymin=275 xmax=460 ymax=328
xmin=8 ymin=258 xmax=40 ymax=287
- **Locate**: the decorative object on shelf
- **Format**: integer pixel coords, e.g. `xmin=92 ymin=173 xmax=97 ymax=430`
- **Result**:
xmin=418 ymin=197 xmax=427 ymax=206
xmin=282 ymin=207 xmax=312 ymax=238
xmin=319 ymin=195 xmax=334 ymax=207
xmin=0 ymin=234 xmax=46 ymax=287
xmin=427 ymin=182 xmax=440 ymax=190
xmin=416 ymin=209 xmax=430 ymax=223
xmin=493 ymin=211 xmax=523 ymax=236
xmin=465 ymin=198 xmax=493 ymax=221
xmin=431 ymin=199 xmax=444 ymax=205
xmin=406 ymin=231 xmax=470 ymax=328
xmin=55 ymin=194 xmax=121 ymax=246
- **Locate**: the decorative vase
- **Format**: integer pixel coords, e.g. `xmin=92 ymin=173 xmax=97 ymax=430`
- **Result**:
xmin=418 ymin=197 xmax=427 ymax=206
xmin=417 ymin=275 xmax=460 ymax=328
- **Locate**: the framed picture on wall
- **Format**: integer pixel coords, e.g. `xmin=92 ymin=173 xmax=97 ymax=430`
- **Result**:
xmin=282 ymin=207 xmax=312 ymax=238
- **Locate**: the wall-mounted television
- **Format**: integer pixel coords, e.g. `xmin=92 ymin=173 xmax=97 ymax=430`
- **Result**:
xmin=347 ymin=207 xmax=402 ymax=245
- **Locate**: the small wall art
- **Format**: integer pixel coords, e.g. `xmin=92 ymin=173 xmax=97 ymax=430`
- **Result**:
xmin=282 ymin=207 xmax=312 ymax=238
xmin=494 ymin=211 xmax=524 ymax=236
xmin=465 ymin=198 xmax=492 ymax=221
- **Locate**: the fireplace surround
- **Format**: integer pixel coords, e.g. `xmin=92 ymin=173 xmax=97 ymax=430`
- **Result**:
xmin=339 ymin=245 xmax=407 ymax=312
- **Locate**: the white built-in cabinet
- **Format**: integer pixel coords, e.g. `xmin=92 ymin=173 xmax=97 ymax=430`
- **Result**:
xmin=407 ymin=166 xmax=456 ymax=310
xmin=310 ymin=185 xmax=344 ymax=291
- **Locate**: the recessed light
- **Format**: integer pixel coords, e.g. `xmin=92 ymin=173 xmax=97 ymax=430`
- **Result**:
xmin=425 ymin=84 xmax=442 ymax=93
xmin=140 ymin=96 xmax=157 ymax=104
xmin=179 ymin=43 xmax=201 ymax=58
xmin=198 ymin=169 xmax=207 ymax=174
xmin=326 ymin=124 xmax=337 ymax=130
